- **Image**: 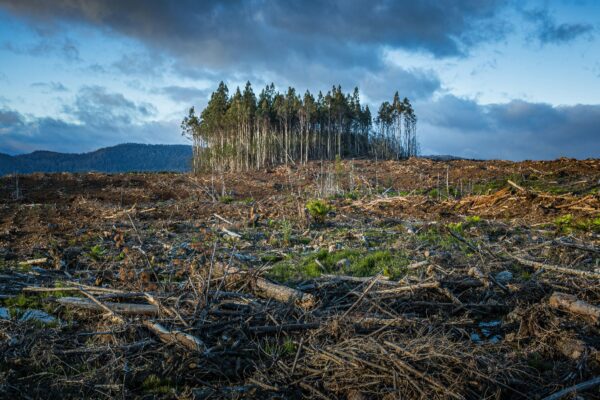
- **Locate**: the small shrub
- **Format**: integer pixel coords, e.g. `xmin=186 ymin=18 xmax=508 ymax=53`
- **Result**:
xmin=282 ymin=337 xmax=296 ymax=355
xmin=465 ymin=215 xmax=481 ymax=225
xmin=281 ymin=219 xmax=292 ymax=246
xmin=306 ymin=199 xmax=333 ymax=224
xmin=447 ymin=222 xmax=464 ymax=234
xmin=219 ymin=194 xmax=234 ymax=204
xmin=554 ymin=214 xmax=600 ymax=234
xmin=141 ymin=374 xmax=172 ymax=394
xmin=88 ymin=245 xmax=106 ymax=260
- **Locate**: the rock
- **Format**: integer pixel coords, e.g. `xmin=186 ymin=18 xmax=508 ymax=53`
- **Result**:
xmin=20 ymin=309 xmax=58 ymax=325
xmin=0 ymin=307 xmax=10 ymax=320
xmin=336 ymin=259 xmax=351 ymax=269
xmin=495 ymin=270 xmax=513 ymax=284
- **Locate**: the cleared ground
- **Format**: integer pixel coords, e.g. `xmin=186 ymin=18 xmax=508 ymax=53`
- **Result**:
xmin=0 ymin=158 xmax=599 ymax=399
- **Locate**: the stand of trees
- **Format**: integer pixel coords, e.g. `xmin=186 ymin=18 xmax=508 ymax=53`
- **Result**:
xmin=181 ymin=81 xmax=417 ymax=172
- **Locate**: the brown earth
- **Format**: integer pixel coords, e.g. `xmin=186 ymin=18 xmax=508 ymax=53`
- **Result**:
xmin=0 ymin=158 xmax=599 ymax=399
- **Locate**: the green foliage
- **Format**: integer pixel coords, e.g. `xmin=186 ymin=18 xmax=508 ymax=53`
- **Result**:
xmin=260 ymin=253 xmax=284 ymax=263
xmin=465 ymin=215 xmax=482 ymax=224
xmin=219 ymin=194 xmax=234 ymax=204
xmin=88 ymin=244 xmax=106 ymax=261
xmin=282 ymin=337 xmax=296 ymax=355
xmin=141 ymin=374 xmax=173 ymax=395
xmin=447 ymin=222 xmax=464 ymax=234
xmin=447 ymin=216 xmax=482 ymax=236
xmin=416 ymin=226 xmax=470 ymax=253
xmin=554 ymin=214 xmax=600 ymax=234
xmin=306 ymin=199 xmax=333 ymax=224
xmin=280 ymin=219 xmax=293 ymax=246
xmin=184 ymin=81 xmax=418 ymax=173
xmin=428 ymin=188 xmax=440 ymax=199
xmin=3 ymin=293 xmax=39 ymax=310
xmin=2 ymin=288 xmax=74 ymax=323
xmin=268 ymin=248 xmax=408 ymax=282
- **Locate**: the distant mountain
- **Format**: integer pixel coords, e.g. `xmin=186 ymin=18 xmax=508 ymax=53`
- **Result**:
xmin=0 ymin=143 xmax=193 ymax=175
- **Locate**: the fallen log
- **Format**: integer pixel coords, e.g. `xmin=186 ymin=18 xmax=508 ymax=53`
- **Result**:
xmin=213 ymin=263 xmax=316 ymax=309
xmin=553 ymin=239 xmax=600 ymax=254
xmin=548 ymin=292 xmax=600 ymax=323
xmin=372 ymin=281 xmax=440 ymax=296
xmin=222 ymin=227 xmax=241 ymax=239
xmin=507 ymin=254 xmax=600 ymax=279
xmin=507 ymin=180 xmax=527 ymax=193
xmin=320 ymin=274 xmax=396 ymax=286
xmin=541 ymin=376 xmax=600 ymax=400
xmin=248 ymin=322 xmax=321 ymax=334
xmin=18 ymin=258 xmax=48 ymax=267
xmin=143 ymin=320 xmax=206 ymax=352
xmin=57 ymin=297 xmax=158 ymax=316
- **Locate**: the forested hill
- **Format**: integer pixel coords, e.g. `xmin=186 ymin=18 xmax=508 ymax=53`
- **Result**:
xmin=0 ymin=144 xmax=193 ymax=175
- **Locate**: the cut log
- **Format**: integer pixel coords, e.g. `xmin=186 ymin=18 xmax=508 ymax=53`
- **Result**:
xmin=373 ymin=281 xmax=440 ymax=296
xmin=406 ymin=260 xmax=429 ymax=270
xmin=320 ymin=274 xmax=395 ymax=286
xmin=57 ymin=297 xmax=158 ymax=316
xmin=222 ymin=227 xmax=241 ymax=239
xmin=253 ymin=278 xmax=316 ymax=309
xmin=248 ymin=322 xmax=320 ymax=334
xmin=507 ymin=180 xmax=526 ymax=193
xmin=548 ymin=292 xmax=600 ymax=323
xmin=508 ymin=254 xmax=600 ymax=279
xmin=143 ymin=320 xmax=206 ymax=352
xmin=212 ymin=263 xmax=316 ymax=309
xmin=541 ymin=376 xmax=600 ymax=400
xmin=18 ymin=258 xmax=48 ymax=266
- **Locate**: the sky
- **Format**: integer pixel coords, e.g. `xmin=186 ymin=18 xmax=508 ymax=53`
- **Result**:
xmin=0 ymin=0 xmax=599 ymax=160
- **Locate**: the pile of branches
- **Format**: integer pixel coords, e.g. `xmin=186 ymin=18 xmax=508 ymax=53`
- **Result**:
xmin=2 ymin=238 xmax=599 ymax=400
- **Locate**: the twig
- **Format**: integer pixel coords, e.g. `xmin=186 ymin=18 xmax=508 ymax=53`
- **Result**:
xmin=214 ymin=213 xmax=233 ymax=225
xmin=291 ymin=337 xmax=304 ymax=375
xmin=78 ymin=289 xmax=124 ymax=324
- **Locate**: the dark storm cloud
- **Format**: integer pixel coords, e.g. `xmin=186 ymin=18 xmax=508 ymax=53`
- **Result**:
xmin=0 ymin=0 xmax=510 ymax=72
xmin=1 ymin=36 xmax=81 ymax=61
xmin=112 ymin=52 xmax=167 ymax=77
xmin=63 ymin=85 xmax=156 ymax=127
xmin=418 ymin=95 xmax=600 ymax=160
xmin=525 ymin=8 xmax=594 ymax=44
xmin=158 ymin=86 xmax=211 ymax=104
xmin=0 ymin=108 xmax=24 ymax=129
xmin=360 ymin=67 xmax=441 ymax=103
xmin=0 ymin=88 xmax=180 ymax=154
xmin=0 ymin=111 xmax=180 ymax=154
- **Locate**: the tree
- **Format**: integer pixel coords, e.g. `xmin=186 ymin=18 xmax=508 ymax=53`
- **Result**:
xmin=182 ymin=81 xmax=418 ymax=172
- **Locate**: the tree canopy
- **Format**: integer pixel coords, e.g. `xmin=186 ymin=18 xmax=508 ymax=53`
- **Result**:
xmin=182 ymin=82 xmax=417 ymax=172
